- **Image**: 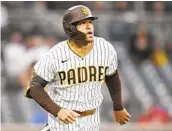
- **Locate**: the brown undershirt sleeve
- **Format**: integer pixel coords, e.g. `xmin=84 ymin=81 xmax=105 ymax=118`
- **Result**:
xmin=105 ymin=70 xmax=124 ymax=111
xmin=25 ymin=75 xmax=61 ymax=117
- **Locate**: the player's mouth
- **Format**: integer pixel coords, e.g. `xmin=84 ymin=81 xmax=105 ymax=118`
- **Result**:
xmin=87 ymin=31 xmax=93 ymax=35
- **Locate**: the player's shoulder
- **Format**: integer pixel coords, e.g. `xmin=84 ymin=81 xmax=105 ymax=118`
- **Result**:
xmin=40 ymin=40 xmax=67 ymax=58
xmin=94 ymin=36 xmax=114 ymax=48
xmin=48 ymin=40 xmax=68 ymax=53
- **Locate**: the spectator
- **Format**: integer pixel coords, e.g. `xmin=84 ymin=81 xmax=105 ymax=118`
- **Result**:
xmin=3 ymin=31 xmax=27 ymax=90
xmin=44 ymin=34 xmax=57 ymax=48
xmin=113 ymin=1 xmax=130 ymax=21
xmin=34 ymin=1 xmax=46 ymax=9
xmin=4 ymin=31 xmax=26 ymax=78
xmin=151 ymin=41 xmax=169 ymax=67
xmin=138 ymin=105 xmax=170 ymax=124
xmin=109 ymin=1 xmax=137 ymax=42
xmin=17 ymin=34 xmax=49 ymax=89
xmin=129 ymin=23 xmax=154 ymax=63
xmin=45 ymin=1 xmax=83 ymax=10
xmin=150 ymin=1 xmax=166 ymax=47
xmin=1 ymin=4 xmax=8 ymax=28
xmin=152 ymin=1 xmax=165 ymax=15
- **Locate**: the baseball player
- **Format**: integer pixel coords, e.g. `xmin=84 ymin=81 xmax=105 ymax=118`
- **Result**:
xmin=25 ymin=5 xmax=131 ymax=131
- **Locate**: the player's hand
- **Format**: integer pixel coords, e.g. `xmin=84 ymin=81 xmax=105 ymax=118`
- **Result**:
xmin=57 ymin=108 xmax=80 ymax=124
xmin=114 ymin=108 xmax=131 ymax=125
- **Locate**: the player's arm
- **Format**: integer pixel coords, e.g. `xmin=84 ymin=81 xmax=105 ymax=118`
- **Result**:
xmin=25 ymin=73 xmax=61 ymax=117
xmin=25 ymin=54 xmax=80 ymax=124
xmin=25 ymin=74 xmax=80 ymax=124
xmin=105 ymin=70 xmax=131 ymax=125
xmin=105 ymin=70 xmax=123 ymax=111
xmin=105 ymin=42 xmax=131 ymax=125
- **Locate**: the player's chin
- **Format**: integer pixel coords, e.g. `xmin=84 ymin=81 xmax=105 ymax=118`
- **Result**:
xmin=86 ymin=36 xmax=94 ymax=42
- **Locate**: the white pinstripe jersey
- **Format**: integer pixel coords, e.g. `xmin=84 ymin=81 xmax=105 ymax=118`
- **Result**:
xmin=34 ymin=36 xmax=118 ymax=112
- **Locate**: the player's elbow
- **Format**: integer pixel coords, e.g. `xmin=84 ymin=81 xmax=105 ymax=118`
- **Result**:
xmin=24 ymin=74 xmax=48 ymax=99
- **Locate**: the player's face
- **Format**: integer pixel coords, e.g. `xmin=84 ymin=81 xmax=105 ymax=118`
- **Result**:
xmin=76 ymin=19 xmax=94 ymax=42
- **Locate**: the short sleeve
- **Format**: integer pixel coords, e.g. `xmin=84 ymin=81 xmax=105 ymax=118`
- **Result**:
xmin=106 ymin=44 xmax=118 ymax=76
xmin=34 ymin=53 xmax=55 ymax=82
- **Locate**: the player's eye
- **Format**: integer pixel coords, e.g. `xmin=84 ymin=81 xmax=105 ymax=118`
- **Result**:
xmin=81 ymin=21 xmax=86 ymax=24
xmin=89 ymin=20 xmax=92 ymax=24
xmin=75 ymin=21 xmax=84 ymax=26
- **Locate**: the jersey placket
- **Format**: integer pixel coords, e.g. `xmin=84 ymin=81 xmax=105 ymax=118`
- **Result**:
xmin=78 ymin=57 xmax=86 ymax=110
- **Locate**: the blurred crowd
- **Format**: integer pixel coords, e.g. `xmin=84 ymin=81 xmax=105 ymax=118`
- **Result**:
xmin=1 ymin=1 xmax=172 ymax=124
xmin=1 ymin=1 xmax=172 ymax=11
xmin=1 ymin=30 xmax=57 ymax=90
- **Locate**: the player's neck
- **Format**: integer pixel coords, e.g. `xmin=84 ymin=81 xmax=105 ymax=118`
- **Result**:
xmin=69 ymin=39 xmax=93 ymax=48
xmin=68 ymin=40 xmax=93 ymax=57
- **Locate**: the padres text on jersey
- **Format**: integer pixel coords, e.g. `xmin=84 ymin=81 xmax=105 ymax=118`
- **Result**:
xmin=34 ymin=37 xmax=118 ymax=111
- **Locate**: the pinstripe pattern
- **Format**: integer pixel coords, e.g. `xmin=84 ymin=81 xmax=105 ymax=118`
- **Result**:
xmin=34 ymin=37 xmax=118 ymax=130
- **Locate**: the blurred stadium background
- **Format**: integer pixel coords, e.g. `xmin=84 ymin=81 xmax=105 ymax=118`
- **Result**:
xmin=1 ymin=1 xmax=172 ymax=131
